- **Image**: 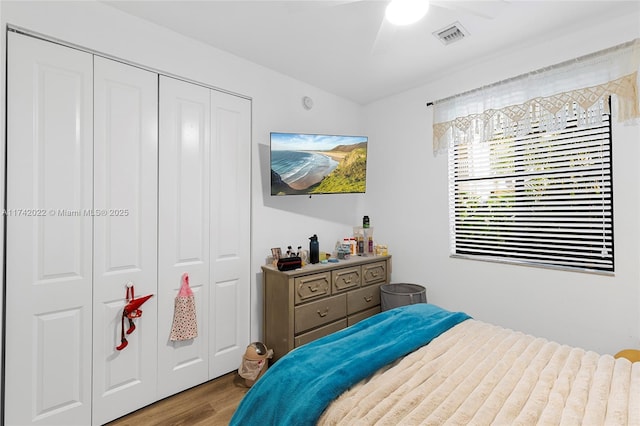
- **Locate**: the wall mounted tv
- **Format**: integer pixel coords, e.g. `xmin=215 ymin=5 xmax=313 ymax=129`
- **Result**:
xmin=270 ymin=132 xmax=368 ymax=196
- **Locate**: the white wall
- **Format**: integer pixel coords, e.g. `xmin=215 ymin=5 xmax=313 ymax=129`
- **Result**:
xmin=0 ymin=0 xmax=368 ymax=350
xmin=364 ymin=10 xmax=640 ymax=355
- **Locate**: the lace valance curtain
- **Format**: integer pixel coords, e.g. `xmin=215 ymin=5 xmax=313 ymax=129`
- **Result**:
xmin=432 ymin=39 xmax=640 ymax=155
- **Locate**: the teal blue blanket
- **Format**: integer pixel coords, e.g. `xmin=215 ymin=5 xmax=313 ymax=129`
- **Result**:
xmin=230 ymin=303 xmax=470 ymax=426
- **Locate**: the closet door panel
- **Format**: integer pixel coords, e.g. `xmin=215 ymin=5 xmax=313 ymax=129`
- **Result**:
xmin=158 ymin=76 xmax=211 ymax=398
xmin=6 ymin=33 xmax=93 ymax=426
xmin=209 ymin=91 xmax=251 ymax=377
xmin=92 ymin=57 xmax=159 ymax=425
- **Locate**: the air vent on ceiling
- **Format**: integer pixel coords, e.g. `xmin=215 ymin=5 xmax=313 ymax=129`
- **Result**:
xmin=434 ymin=22 xmax=468 ymax=45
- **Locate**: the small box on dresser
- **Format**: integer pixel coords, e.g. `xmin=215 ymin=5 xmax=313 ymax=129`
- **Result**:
xmin=262 ymin=255 xmax=392 ymax=361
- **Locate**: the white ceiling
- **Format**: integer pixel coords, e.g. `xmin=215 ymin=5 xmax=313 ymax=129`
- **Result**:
xmin=103 ymin=0 xmax=639 ymax=104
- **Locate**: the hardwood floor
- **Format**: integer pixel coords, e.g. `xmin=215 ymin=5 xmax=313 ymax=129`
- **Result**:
xmin=106 ymin=372 xmax=249 ymax=426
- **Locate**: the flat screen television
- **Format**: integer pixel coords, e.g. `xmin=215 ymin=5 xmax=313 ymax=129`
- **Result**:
xmin=270 ymin=132 xmax=368 ymax=196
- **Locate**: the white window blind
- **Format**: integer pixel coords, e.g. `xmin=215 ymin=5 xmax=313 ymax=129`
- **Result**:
xmin=448 ymin=102 xmax=613 ymax=273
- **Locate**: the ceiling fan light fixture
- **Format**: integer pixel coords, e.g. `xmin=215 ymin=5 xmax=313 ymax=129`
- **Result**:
xmin=385 ymin=0 xmax=430 ymax=26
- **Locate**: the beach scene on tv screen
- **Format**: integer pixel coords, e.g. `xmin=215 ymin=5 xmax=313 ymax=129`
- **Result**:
xmin=270 ymin=133 xmax=368 ymax=196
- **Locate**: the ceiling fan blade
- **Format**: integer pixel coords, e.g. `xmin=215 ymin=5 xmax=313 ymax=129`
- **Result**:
xmin=370 ymin=17 xmax=399 ymax=56
xmin=431 ymin=0 xmax=509 ymax=19
xmin=283 ymin=0 xmax=363 ymax=14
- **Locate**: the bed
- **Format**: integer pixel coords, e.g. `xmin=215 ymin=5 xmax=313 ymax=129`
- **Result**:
xmin=230 ymin=304 xmax=640 ymax=425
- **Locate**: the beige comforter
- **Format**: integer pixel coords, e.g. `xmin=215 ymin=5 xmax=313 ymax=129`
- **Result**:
xmin=319 ymin=319 xmax=640 ymax=425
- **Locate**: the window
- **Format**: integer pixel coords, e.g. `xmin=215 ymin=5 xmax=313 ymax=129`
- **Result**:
xmin=433 ymin=41 xmax=637 ymax=273
xmin=448 ymin=100 xmax=613 ymax=273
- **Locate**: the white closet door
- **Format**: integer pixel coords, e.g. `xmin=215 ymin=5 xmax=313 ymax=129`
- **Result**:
xmin=92 ymin=57 xmax=159 ymax=425
xmin=6 ymin=32 xmax=93 ymax=426
xmin=209 ymin=91 xmax=251 ymax=377
xmin=157 ymin=76 xmax=211 ymax=398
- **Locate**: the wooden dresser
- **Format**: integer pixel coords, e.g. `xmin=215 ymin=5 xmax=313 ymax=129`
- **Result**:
xmin=262 ymin=255 xmax=392 ymax=361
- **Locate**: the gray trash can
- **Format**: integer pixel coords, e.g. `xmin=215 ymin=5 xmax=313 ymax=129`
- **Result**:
xmin=380 ymin=283 xmax=427 ymax=311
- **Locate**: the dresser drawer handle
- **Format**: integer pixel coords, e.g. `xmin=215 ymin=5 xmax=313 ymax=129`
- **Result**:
xmin=308 ymin=284 xmax=319 ymax=292
xmin=364 ymin=296 xmax=373 ymax=302
xmin=317 ymin=308 xmax=329 ymax=317
xmin=370 ymin=271 xmax=379 ymax=277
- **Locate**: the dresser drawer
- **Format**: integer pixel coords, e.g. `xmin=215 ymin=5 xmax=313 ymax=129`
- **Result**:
xmin=332 ymin=266 xmax=361 ymax=293
xmin=362 ymin=261 xmax=387 ymax=286
xmin=295 ymin=293 xmax=347 ymax=334
xmin=347 ymin=306 xmax=381 ymax=326
xmin=347 ymin=283 xmax=381 ymax=314
xmin=295 ymin=319 xmax=347 ymax=347
xmin=294 ymin=271 xmax=331 ymax=304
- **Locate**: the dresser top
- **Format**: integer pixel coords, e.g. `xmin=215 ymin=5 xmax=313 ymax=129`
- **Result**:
xmin=261 ymin=254 xmax=391 ymax=277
